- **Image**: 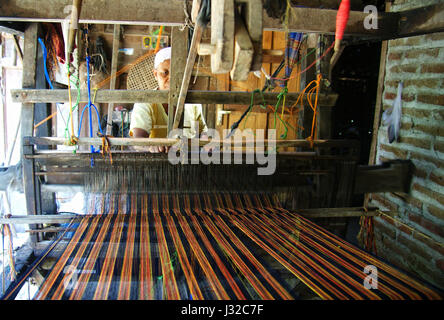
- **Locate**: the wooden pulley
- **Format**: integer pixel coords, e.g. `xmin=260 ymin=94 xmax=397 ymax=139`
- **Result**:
xmin=196 ymin=0 xmax=263 ymax=81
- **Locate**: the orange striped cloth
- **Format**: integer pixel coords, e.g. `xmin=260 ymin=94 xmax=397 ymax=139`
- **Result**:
xmin=33 ymin=193 xmax=442 ymax=300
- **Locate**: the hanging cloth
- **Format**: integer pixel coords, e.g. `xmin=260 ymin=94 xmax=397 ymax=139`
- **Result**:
xmin=276 ymin=32 xmax=303 ymax=88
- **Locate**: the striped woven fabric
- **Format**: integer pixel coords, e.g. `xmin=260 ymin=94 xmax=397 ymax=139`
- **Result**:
xmin=34 ymin=193 xmax=442 ymax=300
xmin=276 ymin=32 xmax=303 ymax=88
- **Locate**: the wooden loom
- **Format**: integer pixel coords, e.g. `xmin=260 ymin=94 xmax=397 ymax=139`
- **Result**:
xmin=2 ymin=193 xmax=442 ymax=300
xmin=2 ymin=0 xmax=444 ymax=300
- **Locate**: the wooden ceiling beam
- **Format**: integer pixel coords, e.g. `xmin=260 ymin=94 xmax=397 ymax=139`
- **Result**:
xmin=11 ymin=89 xmax=338 ymax=107
xmin=1 ymin=1 xmax=443 ymax=40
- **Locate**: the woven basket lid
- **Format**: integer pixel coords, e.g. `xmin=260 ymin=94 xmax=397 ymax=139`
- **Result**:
xmin=127 ymin=53 xmax=158 ymax=90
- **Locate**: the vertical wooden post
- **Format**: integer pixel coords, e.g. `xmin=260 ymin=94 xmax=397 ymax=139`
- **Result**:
xmin=318 ymin=35 xmax=333 ymax=140
xmin=172 ymin=22 xmax=204 ymax=130
xmin=168 ymin=27 xmax=188 ymax=134
xmin=364 ymin=1 xmax=391 ymax=208
xmin=21 ymin=23 xmax=40 ymax=243
xmin=206 ymin=76 xmax=217 ymax=129
xmin=106 ymin=24 xmax=120 ymax=136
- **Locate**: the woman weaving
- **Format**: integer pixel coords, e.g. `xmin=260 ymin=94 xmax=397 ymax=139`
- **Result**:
xmin=129 ymin=47 xmax=208 ymax=152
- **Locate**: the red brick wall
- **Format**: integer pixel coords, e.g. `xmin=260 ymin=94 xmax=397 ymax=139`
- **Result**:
xmin=368 ymin=0 xmax=444 ymax=290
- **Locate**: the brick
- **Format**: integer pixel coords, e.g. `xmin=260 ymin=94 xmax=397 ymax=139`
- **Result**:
xmin=410 ymin=151 xmax=444 ymax=169
xmin=391 ymin=191 xmax=423 ymax=210
xmin=380 ymin=144 xmax=408 ymax=159
xmin=412 ymin=183 xmax=444 ymax=206
xmin=397 ymin=234 xmax=434 ymax=261
xmin=399 ymin=136 xmax=431 ymax=150
xmin=374 ymin=218 xmax=396 ymax=239
xmin=406 ymin=197 xmax=424 ymax=211
xmin=403 ymin=108 xmax=432 ymax=119
xmin=388 ymin=52 xmax=403 ymax=60
xmin=376 ymin=247 xmax=407 ymax=272
xmin=403 ymin=255 xmax=444 ymax=290
xmin=417 ymin=94 xmax=444 ymax=107
xmin=397 ymin=222 xmax=413 ymax=236
xmin=425 ymin=32 xmax=444 ymax=42
xmin=403 ymin=79 xmax=440 ymax=89
xmin=389 ymin=38 xmax=405 ymax=47
xmin=384 ymin=92 xmax=397 ymax=100
xmin=400 ymin=121 xmax=413 ymax=131
xmin=404 ymin=37 xmax=421 ymax=46
xmin=413 ymin=124 xmax=444 ymax=137
xmin=371 ymin=194 xmax=399 ymax=212
xmin=404 ymin=48 xmax=439 ymax=59
xmin=380 ymin=233 xmax=407 ymax=257
xmin=408 ymin=212 xmax=444 ymax=238
xmin=390 ymin=64 xmax=418 ymax=74
xmin=436 ymin=259 xmax=444 ymax=272
xmin=413 ymin=232 xmax=444 ymax=256
xmin=434 ymin=141 xmax=444 ymax=154
xmin=412 ymin=166 xmax=428 ymax=179
xmin=401 ymin=93 xmax=415 ymax=102
xmin=421 ymin=63 xmax=444 ymax=74
xmin=429 ymin=172 xmax=444 ymax=187
xmin=374 ymin=212 xmax=395 ymax=227
xmin=385 ymin=80 xmax=399 ymax=88
xmin=427 ymin=204 xmax=444 ymax=220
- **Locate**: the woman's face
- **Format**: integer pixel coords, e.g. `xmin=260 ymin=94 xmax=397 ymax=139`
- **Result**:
xmin=153 ymin=59 xmax=170 ymax=90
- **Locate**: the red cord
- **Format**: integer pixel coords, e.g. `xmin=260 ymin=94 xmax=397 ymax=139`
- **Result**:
xmin=335 ymin=0 xmax=350 ymax=51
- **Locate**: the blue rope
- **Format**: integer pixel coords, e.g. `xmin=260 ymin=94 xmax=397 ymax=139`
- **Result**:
xmin=38 ymin=38 xmax=53 ymax=89
xmin=78 ymin=56 xmax=104 ymax=167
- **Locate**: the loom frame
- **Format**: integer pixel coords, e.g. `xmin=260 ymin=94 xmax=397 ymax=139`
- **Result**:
xmin=3 ymin=0 xmax=438 ymax=298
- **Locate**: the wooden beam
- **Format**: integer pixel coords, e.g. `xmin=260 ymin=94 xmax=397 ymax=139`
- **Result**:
xmin=168 ymin=27 xmax=188 ymax=134
xmin=262 ymin=49 xmax=284 ymax=64
xmin=266 ymin=6 xmax=396 ymax=37
xmin=396 ymin=3 xmax=444 ymax=38
xmin=0 ymin=0 xmax=186 ymax=26
xmin=0 ymin=214 xmax=80 ymax=225
xmin=230 ymin=11 xmax=254 ymax=81
xmin=24 ymin=136 xmax=360 ymax=149
xmin=297 ymin=207 xmax=383 ymax=218
xmin=12 ymin=89 xmax=338 ymax=106
xmin=27 ymin=227 xmax=75 ymax=233
xmin=210 ymin=0 xmax=235 ymax=73
xmin=20 ymin=23 xmax=40 ymax=243
xmin=172 ymin=19 xmax=204 ymax=130
xmin=1 ymin=208 xmax=389 ymax=225
xmin=106 ymin=24 xmax=120 ymax=136
xmin=191 ymin=0 xmax=202 ymax=23
xmin=66 ymin=0 xmax=82 ymax=56
xmin=2 ymin=2 xmax=442 ymax=40
xmin=239 ymin=0 xmax=263 ymax=71
xmin=12 ymin=35 xmax=23 ymax=63
xmin=355 ymin=160 xmax=413 ymax=194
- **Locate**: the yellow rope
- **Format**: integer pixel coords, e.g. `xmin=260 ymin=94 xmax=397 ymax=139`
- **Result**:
xmin=67 ymin=71 xmax=77 ymax=145
xmin=92 ymin=87 xmax=98 ymax=104
xmin=154 ymin=26 xmax=164 ymax=53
